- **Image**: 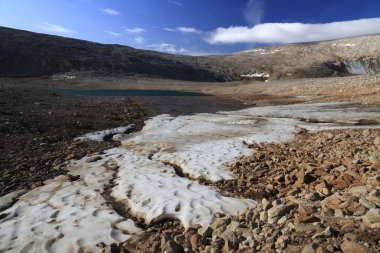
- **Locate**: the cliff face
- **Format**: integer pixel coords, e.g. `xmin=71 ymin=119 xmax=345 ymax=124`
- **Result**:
xmin=0 ymin=26 xmax=379 ymax=81
xmin=343 ymin=57 xmax=380 ymax=75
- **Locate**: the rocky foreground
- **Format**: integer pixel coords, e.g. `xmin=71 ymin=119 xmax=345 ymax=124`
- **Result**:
xmin=123 ymin=129 xmax=380 ymax=253
xmin=1 ymin=84 xmax=380 ymax=253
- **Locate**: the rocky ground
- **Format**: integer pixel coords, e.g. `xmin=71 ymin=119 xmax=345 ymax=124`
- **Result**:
xmin=1 ymin=77 xmax=380 ymax=253
xmin=119 ymin=129 xmax=380 ymax=253
xmin=212 ymin=74 xmax=380 ymax=106
xmin=0 ymin=86 xmax=147 ymax=196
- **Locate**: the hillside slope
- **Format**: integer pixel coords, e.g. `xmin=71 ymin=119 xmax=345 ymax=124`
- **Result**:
xmin=0 ymin=26 xmax=379 ymax=81
xmin=231 ymin=35 xmax=380 ymax=79
xmin=0 ymin=27 xmax=228 ymax=81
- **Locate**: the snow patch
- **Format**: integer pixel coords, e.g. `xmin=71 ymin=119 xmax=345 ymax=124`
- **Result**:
xmin=110 ymin=149 xmax=256 ymax=228
xmin=76 ymin=125 xmax=134 ymax=141
xmin=121 ymin=114 xmax=297 ymax=181
xmin=0 ymin=162 xmax=141 ymax=253
xmin=223 ymin=103 xmax=380 ymax=125
xmin=240 ymin=72 xmax=270 ymax=79
xmin=333 ymin=43 xmax=356 ymax=47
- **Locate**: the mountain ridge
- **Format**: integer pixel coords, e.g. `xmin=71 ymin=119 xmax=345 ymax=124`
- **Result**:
xmin=1 ymin=26 xmax=379 ymax=81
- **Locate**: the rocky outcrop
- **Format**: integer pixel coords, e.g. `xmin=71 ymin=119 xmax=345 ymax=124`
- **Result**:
xmin=343 ymin=56 xmax=380 ymax=75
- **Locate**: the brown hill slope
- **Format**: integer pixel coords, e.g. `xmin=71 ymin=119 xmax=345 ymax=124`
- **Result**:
xmin=1 ymin=26 xmax=379 ymax=81
xmin=0 ymin=27 xmax=228 ymax=81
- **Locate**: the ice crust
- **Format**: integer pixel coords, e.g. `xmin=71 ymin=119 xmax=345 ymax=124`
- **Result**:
xmin=75 ymin=125 xmax=134 ymax=141
xmin=1 ymin=102 xmax=380 ymax=252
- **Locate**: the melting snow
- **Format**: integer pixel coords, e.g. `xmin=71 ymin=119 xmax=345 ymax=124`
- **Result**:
xmin=110 ymin=149 xmax=255 ymax=228
xmin=76 ymin=125 xmax=134 ymax=141
xmin=1 ymin=102 xmax=380 ymax=252
xmin=0 ymin=157 xmax=141 ymax=253
xmin=121 ymin=114 xmax=297 ymax=181
xmin=240 ymin=72 xmax=270 ymax=78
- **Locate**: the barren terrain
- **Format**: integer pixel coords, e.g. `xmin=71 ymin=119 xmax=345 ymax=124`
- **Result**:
xmin=1 ymin=27 xmax=380 ymax=253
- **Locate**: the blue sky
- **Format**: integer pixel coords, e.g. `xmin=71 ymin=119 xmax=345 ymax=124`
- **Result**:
xmin=1 ymin=0 xmax=380 ymax=55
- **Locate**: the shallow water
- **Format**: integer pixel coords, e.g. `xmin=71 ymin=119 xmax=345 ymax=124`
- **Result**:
xmin=143 ymin=96 xmax=250 ymax=116
xmin=57 ymin=88 xmax=249 ymax=116
xmin=57 ymin=89 xmax=211 ymax=97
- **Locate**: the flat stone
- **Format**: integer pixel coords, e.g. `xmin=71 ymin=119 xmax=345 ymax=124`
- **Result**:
xmin=367 ymin=189 xmax=380 ymax=204
xmin=190 ymin=234 xmax=200 ymax=251
xmin=362 ymin=208 xmax=380 ymax=228
xmin=371 ymin=161 xmax=380 ymax=170
xmin=359 ymin=198 xmax=376 ymax=209
xmin=198 ymin=226 xmax=213 ymax=238
xmin=302 ymin=243 xmax=319 ymax=253
xmin=277 ymin=215 xmax=288 ymax=225
xmin=321 ymin=195 xmax=342 ymax=211
xmin=348 ymin=186 xmax=368 ymax=197
xmin=374 ymin=137 xmax=380 ymax=147
xmin=165 ymin=240 xmax=184 ymax=253
xmin=341 ymin=239 xmax=368 ymax=253
xmin=223 ymin=238 xmax=238 ymax=253
xmin=85 ymin=156 xmax=102 ymax=163
xmin=305 ymin=192 xmax=322 ymax=201
xmin=268 ymin=204 xmax=291 ymax=219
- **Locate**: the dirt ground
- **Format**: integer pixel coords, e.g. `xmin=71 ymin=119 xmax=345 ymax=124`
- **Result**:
xmin=0 ymin=84 xmax=147 ymax=196
xmin=39 ymin=73 xmax=380 ymax=106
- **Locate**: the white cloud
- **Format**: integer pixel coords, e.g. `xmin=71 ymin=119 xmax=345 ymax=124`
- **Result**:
xmin=169 ymin=0 xmax=182 ymax=6
xmin=163 ymin=28 xmax=176 ymax=32
xmin=164 ymin=27 xmax=201 ymax=34
xmin=206 ymin=18 xmax=380 ymax=44
xmin=134 ymin=36 xmax=145 ymax=44
xmin=39 ymin=23 xmax=75 ymax=34
xmin=126 ymin=27 xmax=146 ymax=33
xmin=244 ymin=0 xmax=265 ymax=25
xmin=105 ymin=30 xmax=122 ymax=37
xmin=100 ymin=8 xmax=121 ymax=16
xmin=147 ymin=43 xmax=188 ymax=54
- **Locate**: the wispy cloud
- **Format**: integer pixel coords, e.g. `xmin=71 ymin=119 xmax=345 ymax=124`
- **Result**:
xmin=39 ymin=23 xmax=75 ymax=34
xmin=105 ymin=30 xmax=122 ymax=37
xmin=147 ymin=43 xmax=188 ymax=54
xmin=244 ymin=0 xmax=265 ymax=25
xmin=164 ymin=27 xmax=201 ymax=34
xmin=206 ymin=18 xmax=380 ymax=44
xmin=126 ymin=27 xmax=146 ymax=34
xmin=100 ymin=8 xmax=121 ymax=16
xmin=169 ymin=0 xmax=182 ymax=6
xmin=134 ymin=36 xmax=145 ymax=44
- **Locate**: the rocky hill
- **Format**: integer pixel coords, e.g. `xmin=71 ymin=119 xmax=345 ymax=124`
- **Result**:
xmin=0 ymin=26 xmax=379 ymax=81
xmin=231 ymin=35 xmax=380 ymax=79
